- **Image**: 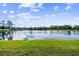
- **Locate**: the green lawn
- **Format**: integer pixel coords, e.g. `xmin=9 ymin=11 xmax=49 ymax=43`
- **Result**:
xmin=0 ymin=40 xmax=79 ymax=56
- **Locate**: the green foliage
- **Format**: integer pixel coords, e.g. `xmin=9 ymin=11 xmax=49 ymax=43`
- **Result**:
xmin=26 ymin=25 xmax=79 ymax=30
xmin=0 ymin=20 xmax=13 ymax=30
xmin=0 ymin=40 xmax=79 ymax=56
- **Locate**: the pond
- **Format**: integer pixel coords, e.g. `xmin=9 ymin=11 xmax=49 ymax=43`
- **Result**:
xmin=0 ymin=30 xmax=79 ymax=40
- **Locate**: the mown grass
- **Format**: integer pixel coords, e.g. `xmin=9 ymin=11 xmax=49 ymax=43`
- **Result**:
xmin=0 ymin=40 xmax=79 ymax=56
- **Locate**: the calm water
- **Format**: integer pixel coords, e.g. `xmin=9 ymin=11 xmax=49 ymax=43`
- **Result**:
xmin=0 ymin=30 xmax=79 ymax=40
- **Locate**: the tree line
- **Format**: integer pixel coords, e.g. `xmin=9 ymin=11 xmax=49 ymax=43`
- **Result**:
xmin=26 ymin=25 xmax=79 ymax=30
xmin=0 ymin=21 xmax=79 ymax=30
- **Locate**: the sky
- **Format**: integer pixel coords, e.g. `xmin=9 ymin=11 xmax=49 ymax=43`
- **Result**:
xmin=0 ymin=3 xmax=79 ymax=27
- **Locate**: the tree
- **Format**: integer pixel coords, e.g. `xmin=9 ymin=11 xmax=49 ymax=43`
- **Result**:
xmin=6 ymin=21 xmax=13 ymax=29
xmin=1 ymin=20 xmax=5 ymax=29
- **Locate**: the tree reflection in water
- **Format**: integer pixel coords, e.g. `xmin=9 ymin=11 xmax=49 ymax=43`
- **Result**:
xmin=0 ymin=31 xmax=13 ymax=40
xmin=67 ymin=31 xmax=71 ymax=36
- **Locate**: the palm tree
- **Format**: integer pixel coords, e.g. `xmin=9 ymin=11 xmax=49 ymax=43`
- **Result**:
xmin=1 ymin=20 xmax=5 ymax=29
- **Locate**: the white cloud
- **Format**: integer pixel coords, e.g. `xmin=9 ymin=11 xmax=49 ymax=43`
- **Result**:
xmin=65 ymin=5 xmax=71 ymax=10
xmin=31 ymin=9 xmax=39 ymax=12
xmin=16 ymin=13 xmax=31 ymax=23
xmin=66 ymin=3 xmax=75 ymax=5
xmin=8 ymin=15 xmax=15 ymax=19
xmin=54 ymin=6 xmax=59 ymax=11
xmin=74 ymin=17 xmax=79 ymax=20
xmin=59 ymin=13 xmax=66 ymax=16
xmin=3 ymin=3 xmax=7 ymax=6
xmin=7 ymin=12 xmax=42 ymax=27
xmin=18 ymin=3 xmax=44 ymax=12
xmin=10 ymin=10 xmax=14 ymax=14
xmin=17 ymin=12 xmax=41 ymax=20
xmin=37 ymin=3 xmax=44 ymax=9
xmin=18 ymin=3 xmax=44 ymax=9
xmin=31 ymin=16 xmax=41 ymax=19
xmin=18 ymin=3 xmax=36 ymax=9
xmin=45 ymin=14 xmax=49 ymax=17
xmin=13 ymin=12 xmax=42 ymax=27
xmin=52 ymin=14 xmax=56 ymax=16
xmin=65 ymin=3 xmax=75 ymax=10
xmin=2 ymin=10 xmax=7 ymax=14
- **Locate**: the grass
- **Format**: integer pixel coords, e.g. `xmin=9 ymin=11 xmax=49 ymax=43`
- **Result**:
xmin=0 ymin=40 xmax=79 ymax=56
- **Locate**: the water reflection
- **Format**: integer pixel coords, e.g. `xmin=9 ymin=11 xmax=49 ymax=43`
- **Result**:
xmin=0 ymin=31 xmax=13 ymax=40
xmin=67 ymin=31 xmax=71 ymax=35
xmin=0 ymin=30 xmax=79 ymax=40
xmin=29 ymin=30 xmax=33 ymax=34
xmin=44 ymin=30 xmax=47 ymax=33
xmin=49 ymin=30 xmax=71 ymax=35
xmin=50 ymin=30 xmax=53 ymax=34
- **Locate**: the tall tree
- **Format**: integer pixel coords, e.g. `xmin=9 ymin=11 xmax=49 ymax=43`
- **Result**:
xmin=6 ymin=21 xmax=13 ymax=29
xmin=1 ymin=20 xmax=5 ymax=29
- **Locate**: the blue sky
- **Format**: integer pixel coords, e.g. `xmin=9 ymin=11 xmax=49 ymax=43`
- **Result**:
xmin=0 ymin=3 xmax=79 ymax=27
